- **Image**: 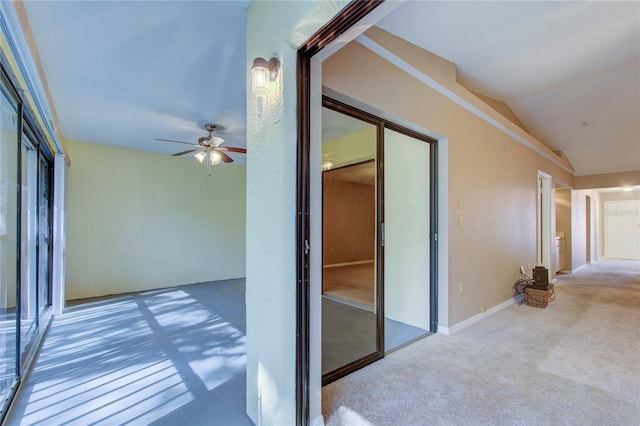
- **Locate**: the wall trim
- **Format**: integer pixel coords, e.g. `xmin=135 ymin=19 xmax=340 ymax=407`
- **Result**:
xmin=437 ymin=297 xmax=515 ymax=336
xmin=355 ymin=35 xmax=574 ymax=175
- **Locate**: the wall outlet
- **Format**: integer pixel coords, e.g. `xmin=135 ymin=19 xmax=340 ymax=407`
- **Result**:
xmin=459 ymin=281 xmax=464 ymax=294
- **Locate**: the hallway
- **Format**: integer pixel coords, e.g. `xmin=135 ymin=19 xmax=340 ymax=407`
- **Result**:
xmin=6 ymin=279 xmax=250 ymax=426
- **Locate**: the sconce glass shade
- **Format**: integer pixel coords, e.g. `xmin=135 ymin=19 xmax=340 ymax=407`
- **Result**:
xmin=252 ymin=58 xmax=269 ymax=98
xmin=210 ymin=151 xmax=222 ymax=165
xmin=194 ymin=151 xmax=207 ymax=163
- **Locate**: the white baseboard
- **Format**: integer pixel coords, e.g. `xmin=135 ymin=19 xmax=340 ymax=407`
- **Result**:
xmin=438 ymin=298 xmax=515 ymax=336
xmin=310 ymin=414 xmax=325 ymax=426
xmin=323 ymin=260 xmax=374 ymax=268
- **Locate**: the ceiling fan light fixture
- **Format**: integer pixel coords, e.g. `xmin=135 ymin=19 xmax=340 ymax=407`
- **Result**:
xmin=194 ymin=150 xmax=207 ymax=163
xmin=210 ymin=150 xmax=222 ymax=166
xmin=210 ymin=135 xmax=225 ymax=147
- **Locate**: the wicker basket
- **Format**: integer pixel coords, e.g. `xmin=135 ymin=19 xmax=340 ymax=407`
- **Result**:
xmin=525 ymin=286 xmax=555 ymax=308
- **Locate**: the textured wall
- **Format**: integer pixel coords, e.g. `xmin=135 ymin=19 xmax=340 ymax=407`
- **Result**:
xmin=65 ymin=140 xmax=246 ymax=300
xmin=245 ymin=1 xmax=349 ymax=424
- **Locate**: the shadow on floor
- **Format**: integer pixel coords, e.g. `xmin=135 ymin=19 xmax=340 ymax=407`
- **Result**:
xmin=7 ymin=279 xmax=251 ymax=426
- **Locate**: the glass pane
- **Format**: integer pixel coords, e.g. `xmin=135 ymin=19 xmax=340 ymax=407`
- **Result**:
xmin=0 ymin=85 xmax=19 ymax=404
xmin=38 ymin=158 xmax=51 ymax=312
xmin=321 ymin=107 xmax=378 ymax=375
xmin=20 ymin=137 xmax=38 ymax=354
xmin=384 ymin=129 xmax=430 ymax=352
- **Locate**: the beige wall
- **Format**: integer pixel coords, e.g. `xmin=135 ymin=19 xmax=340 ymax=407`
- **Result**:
xmin=571 ymin=190 xmax=589 ymax=270
xmin=322 ymin=176 xmax=375 ymax=265
xmin=65 ymin=140 xmax=246 ymax=300
xmin=574 ymin=171 xmax=640 ymax=190
xmin=323 ymin=32 xmax=573 ymax=326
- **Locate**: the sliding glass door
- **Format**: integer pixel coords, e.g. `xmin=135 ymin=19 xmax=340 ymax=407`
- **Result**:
xmin=383 ymin=128 xmax=431 ymax=352
xmin=321 ymin=105 xmax=381 ymax=382
xmin=0 ymin=79 xmax=20 ymax=412
xmin=38 ymin=157 xmax=52 ymax=313
xmin=0 ymin=69 xmax=54 ymax=419
xmin=20 ymin=136 xmax=38 ymax=355
xmin=320 ymin=96 xmax=437 ymax=384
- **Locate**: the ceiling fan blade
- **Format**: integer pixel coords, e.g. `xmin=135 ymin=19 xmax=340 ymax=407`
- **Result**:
xmin=219 ymin=146 xmax=247 ymax=154
xmin=155 ymin=138 xmax=198 ymax=146
xmin=218 ymin=150 xmax=234 ymax=163
xmin=172 ymin=148 xmax=201 ymax=157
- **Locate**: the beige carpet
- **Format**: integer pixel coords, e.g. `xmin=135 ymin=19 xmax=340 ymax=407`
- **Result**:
xmin=323 ymin=263 xmax=375 ymax=306
xmin=322 ymin=260 xmax=640 ymax=425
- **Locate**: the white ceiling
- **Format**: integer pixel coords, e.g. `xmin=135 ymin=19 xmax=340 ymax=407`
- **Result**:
xmin=22 ymin=1 xmax=639 ymax=176
xmin=377 ymin=1 xmax=640 ymax=176
xmin=23 ymin=0 xmax=250 ymax=162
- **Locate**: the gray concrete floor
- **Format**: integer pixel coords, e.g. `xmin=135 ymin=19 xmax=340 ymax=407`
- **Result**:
xmin=6 ymin=279 xmax=251 ymax=426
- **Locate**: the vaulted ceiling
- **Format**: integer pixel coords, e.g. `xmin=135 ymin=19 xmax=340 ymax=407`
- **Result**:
xmin=21 ymin=1 xmax=639 ymax=177
xmin=376 ymin=1 xmax=639 ymax=177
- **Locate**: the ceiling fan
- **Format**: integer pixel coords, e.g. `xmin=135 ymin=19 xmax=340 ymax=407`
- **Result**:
xmin=155 ymin=123 xmax=247 ymax=170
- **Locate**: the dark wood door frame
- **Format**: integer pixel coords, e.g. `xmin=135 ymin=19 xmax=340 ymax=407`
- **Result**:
xmin=296 ymin=2 xmax=385 ymax=424
xmin=296 ymin=2 xmax=441 ymax=421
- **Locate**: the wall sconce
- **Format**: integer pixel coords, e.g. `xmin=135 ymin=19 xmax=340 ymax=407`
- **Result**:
xmin=252 ymin=56 xmax=280 ymax=98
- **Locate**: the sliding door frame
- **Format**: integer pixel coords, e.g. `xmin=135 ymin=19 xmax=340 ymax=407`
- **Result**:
xmin=296 ymin=2 xmax=385 ymax=423
xmin=0 ymin=55 xmax=55 ymax=423
xmin=315 ymin=94 xmax=439 ymax=384
xmin=320 ymin=97 xmax=385 ymax=386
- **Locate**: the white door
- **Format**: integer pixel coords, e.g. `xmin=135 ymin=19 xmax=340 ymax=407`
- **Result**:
xmin=604 ymin=200 xmax=640 ymax=260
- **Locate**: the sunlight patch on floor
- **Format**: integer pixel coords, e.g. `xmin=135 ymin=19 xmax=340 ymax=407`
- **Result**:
xmin=10 ymin=282 xmax=248 ymax=425
xmin=21 ymin=359 xmax=193 ymax=425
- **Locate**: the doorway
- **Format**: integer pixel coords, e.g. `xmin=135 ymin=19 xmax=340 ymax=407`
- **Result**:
xmin=320 ymin=97 xmax=435 ymax=385
xmin=604 ymin=200 xmax=640 ymax=260
xmin=537 ymin=172 xmax=552 ymax=274
xmin=554 ymin=186 xmax=571 ymax=273
xmin=586 ymin=195 xmax=591 ymax=264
